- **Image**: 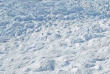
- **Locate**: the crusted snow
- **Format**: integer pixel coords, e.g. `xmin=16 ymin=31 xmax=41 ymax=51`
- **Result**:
xmin=0 ymin=0 xmax=110 ymax=74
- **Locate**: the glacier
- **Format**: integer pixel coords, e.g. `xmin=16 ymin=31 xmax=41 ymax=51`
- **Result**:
xmin=0 ymin=0 xmax=110 ymax=74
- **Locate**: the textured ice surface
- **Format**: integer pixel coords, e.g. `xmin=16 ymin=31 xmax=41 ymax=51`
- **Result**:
xmin=0 ymin=0 xmax=110 ymax=74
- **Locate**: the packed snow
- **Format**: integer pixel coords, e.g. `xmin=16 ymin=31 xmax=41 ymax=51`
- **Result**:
xmin=0 ymin=0 xmax=110 ymax=74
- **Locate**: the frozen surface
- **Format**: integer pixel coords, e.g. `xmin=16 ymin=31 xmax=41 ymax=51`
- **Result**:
xmin=0 ymin=0 xmax=110 ymax=74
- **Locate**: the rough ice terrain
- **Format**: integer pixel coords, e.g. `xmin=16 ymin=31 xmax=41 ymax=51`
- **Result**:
xmin=0 ymin=0 xmax=110 ymax=74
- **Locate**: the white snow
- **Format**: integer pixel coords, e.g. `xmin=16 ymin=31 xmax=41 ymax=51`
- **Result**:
xmin=0 ymin=0 xmax=110 ymax=74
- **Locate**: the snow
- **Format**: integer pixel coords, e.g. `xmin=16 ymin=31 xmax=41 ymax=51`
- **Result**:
xmin=0 ymin=0 xmax=110 ymax=74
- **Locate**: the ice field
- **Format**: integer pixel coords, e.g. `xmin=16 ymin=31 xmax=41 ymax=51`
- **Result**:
xmin=0 ymin=0 xmax=110 ymax=74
